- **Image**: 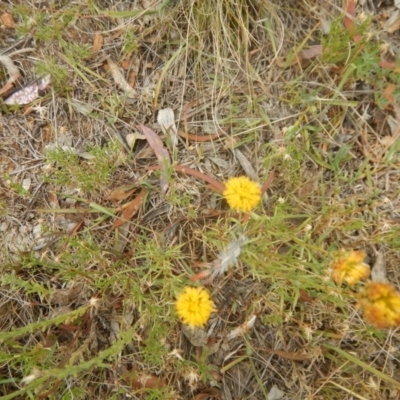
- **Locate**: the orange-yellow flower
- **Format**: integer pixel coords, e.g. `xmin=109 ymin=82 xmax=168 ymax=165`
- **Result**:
xmin=175 ymin=287 xmax=214 ymax=328
xmin=357 ymin=282 xmax=400 ymax=328
xmin=223 ymin=176 xmax=261 ymax=212
xmin=331 ymin=250 xmax=370 ymax=286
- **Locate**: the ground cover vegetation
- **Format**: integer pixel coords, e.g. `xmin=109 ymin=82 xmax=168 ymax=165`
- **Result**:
xmin=1 ymin=0 xmax=400 ymax=398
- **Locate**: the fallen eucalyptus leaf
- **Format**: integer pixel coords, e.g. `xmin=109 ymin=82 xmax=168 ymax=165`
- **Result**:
xmin=158 ymin=108 xmax=178 ymax=147
xmin=107 ymin=58 xmax=136 ymax=98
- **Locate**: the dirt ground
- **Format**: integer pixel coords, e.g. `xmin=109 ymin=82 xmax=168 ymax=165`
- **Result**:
xmin=1 ymin=0 xmax=400 ymax=399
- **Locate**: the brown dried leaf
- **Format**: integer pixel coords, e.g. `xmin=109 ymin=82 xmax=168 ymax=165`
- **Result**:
xmin=91 ymin=33 xmax=103 ymax=53
xmin=138 ymin=125 xmax=171 ymax=194
xmin=0 ymin=55 xmax=20 ymax=95
xmin=70 ymin=219 xmax=85 ymax=236
xmin=108 ymin=185 xmax=137 ymax=201
xmin=112 ymin=188 xmax=146 ymax=229
xmin=379 ymin=57 xmax=397 ymax=70
xmin=114 ymin=221 xmax=131 ymax=252
xmin=265 ymin=348 xmax=313 ymax=361
xmin=106 ymin=58 xmax=136 ymax=98
xmin=1 ymin=12 xmax=15 ymax=28
xmin=298 ymin=45 xmax=323 ymax=60
xmin=299 ymin=289 xmax=315 ymax=303
xmin=261 ymin=170 xmax=275 ymax=195
xmin=110 ymin=29 xmax=124 ymax=40
xmin=194 ymin=388 xmax=222 ymax=400
xmin=48 ymin=190 xmax=59 ymax=208
xmin=190 ymin=270 xmax=211 ymax=281
xmin=128 ymin=71 xmax=136 ymax=87
xmin=120 ymin=57 xmax=131 ymax=70
xmin=383 ymin=84 xmax=396 ymax=106
xmin=344 ymin=0 xmax=362 ymax=43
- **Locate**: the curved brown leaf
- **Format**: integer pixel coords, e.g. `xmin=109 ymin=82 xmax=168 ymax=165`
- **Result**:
xmin=194 ymin=388 xmax=222 ymax=400
xmin=112 ymin=189 xmax=146 ymax=229
xmin=344 ymin=0 xmax=362 ymax=43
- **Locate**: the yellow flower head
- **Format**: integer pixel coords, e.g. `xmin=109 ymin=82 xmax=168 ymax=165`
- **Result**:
xmin=331 ymin=250 xmax=370 ymax=286
xmin=357 ymin=282 xmax=400 ymax=328
xmin=175 ymin=287 xmax=214 ymax=328
xmin=223 ymin=176 xmax=261 ymax=212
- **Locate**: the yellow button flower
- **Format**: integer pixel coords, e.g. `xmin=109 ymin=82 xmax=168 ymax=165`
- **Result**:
xmin=175 ymin=287 xmax=214 ymax=328
xmin=331 ymin=250 xmax=370 ymax=286
xmin=357 ymin=282 xmax=400 ymax=328
xmin=223 ymin=176 xmax=261 ymax=212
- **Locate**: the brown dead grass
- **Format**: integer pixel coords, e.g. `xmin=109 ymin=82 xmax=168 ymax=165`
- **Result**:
xmin=1 ymin=0 xmax=400 ymax=399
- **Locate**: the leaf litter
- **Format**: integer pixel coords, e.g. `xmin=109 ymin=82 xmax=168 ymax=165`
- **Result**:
xmin=2 ymin=0 xmax=400 ymax=399
xmin=3 ymin=74 xmax=51 ymax=105
xmin=138 ymin=124 xmax=171 ymax=195
xmin=106 ymin=57 xmax=137 ymax=98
